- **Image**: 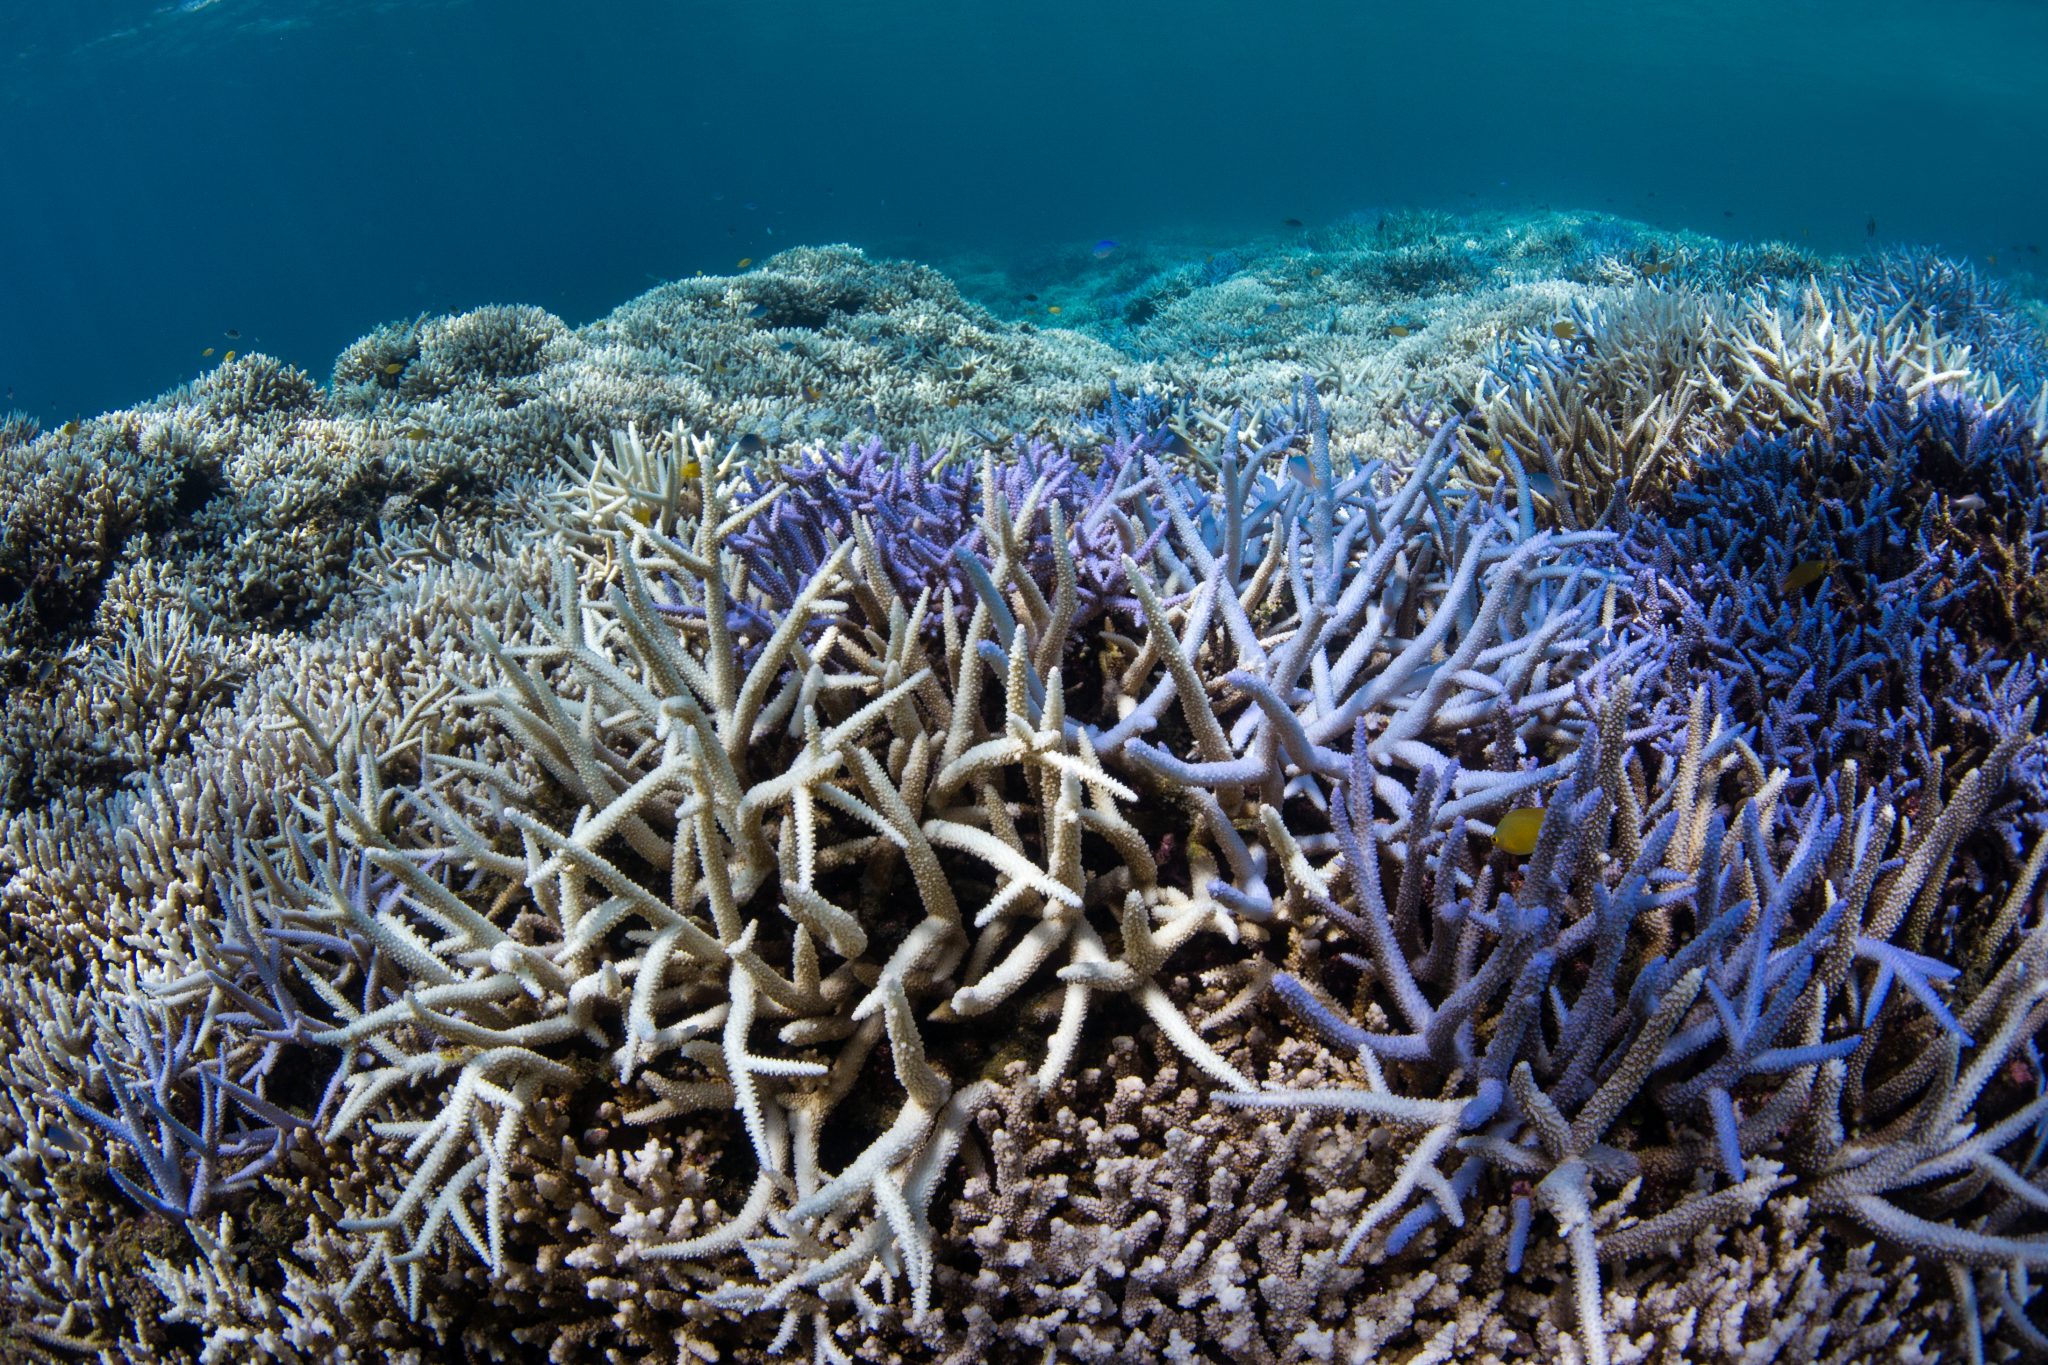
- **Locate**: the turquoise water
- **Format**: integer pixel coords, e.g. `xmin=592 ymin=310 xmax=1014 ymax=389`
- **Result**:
xmin=4 ymin=0 xmax=2046 ymax=420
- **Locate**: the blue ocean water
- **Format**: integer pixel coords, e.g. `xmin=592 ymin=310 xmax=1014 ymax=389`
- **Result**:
xmin=3 ymin=0 xmax=2046 ymax=422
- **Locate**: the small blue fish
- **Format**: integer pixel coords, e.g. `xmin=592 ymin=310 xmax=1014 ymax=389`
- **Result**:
xmin=747 ymin=304 xmax=768 ymax=318
xmin=1092 ymin=239 xmax=1119 ymax=260
xmin=1285 ymin=453 xmax=1318 ymax=488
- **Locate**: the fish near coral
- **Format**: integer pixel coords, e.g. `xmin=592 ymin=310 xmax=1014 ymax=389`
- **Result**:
xmin=1492 ymin=805 xmax=1545 ymax=855
xmin=1781 ymin=557 xmax=1833 ymax=595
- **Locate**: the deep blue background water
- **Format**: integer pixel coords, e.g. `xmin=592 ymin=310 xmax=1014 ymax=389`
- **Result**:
xmin=4 ymin=0 xmax=2046 ymax=423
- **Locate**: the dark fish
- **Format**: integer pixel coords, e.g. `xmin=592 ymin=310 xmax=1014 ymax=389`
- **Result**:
xmin=746 ymin=304 xmax=768 ymax=318
xmin=1023 ymin=293 xmax=1039 ymax=302
xmin=1283 ymin=218 xmax=1304 ymax=228
xmin=733 ymin=433 xmax=766 ymax=456
xmin=1781 ymin=558 xmax=1834 ymax=595
xmin=224 ymin=328 xmax=242 ymax=339
xmin=1722 ymin=208 xmax=1734 ymax=217
xmin=1866 ymin=216 xmax=1878 ymax=237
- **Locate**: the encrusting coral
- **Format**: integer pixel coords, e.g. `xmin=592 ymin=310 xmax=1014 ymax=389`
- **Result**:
xmin=2 ymin=217 xmax=2047 ymax=1364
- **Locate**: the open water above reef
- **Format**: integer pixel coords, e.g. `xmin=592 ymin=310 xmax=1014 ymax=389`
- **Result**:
xmin=4 ymin=0 xmax=2048 ymax=421
xmin=9 ymin=9 xmax=2048 ymax=1364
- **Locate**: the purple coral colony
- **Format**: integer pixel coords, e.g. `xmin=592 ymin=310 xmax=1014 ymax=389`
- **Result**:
xmin=3 ymin=215 xmax=2048 ymax=1364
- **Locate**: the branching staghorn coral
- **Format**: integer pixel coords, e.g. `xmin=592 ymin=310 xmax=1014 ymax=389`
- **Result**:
xmin=1232 ymin=669 xmax=2048 ymax=1365
xmin=1462 ymin=270 xmax=2044 ymax=521
xmin=104 ymin=379 xmax=1613 ymax=1353
xmin=235 ymin=422 xmax=1270 ymax=1349
xmin=3 ymin=229 xmax=2044 ymax=1363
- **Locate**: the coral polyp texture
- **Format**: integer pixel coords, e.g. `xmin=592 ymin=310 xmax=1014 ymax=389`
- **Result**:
xmin=3 ymin=215 xmax=2048 ymax=1365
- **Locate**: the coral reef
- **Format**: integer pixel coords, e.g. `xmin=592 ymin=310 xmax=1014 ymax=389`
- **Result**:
xmin=2 ymin=214 xmax=2046 ymax=1365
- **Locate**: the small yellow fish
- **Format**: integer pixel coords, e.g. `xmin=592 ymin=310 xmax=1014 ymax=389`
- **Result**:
xmin=1552 ymin=319 xmax=1578 ymax=340
xmin=1285 ymin=452 xmax=1318 ymax=489
xmin=1488 ymin=443 xmax=1506 ymax=462
xmin=1047 ymin=305 xmax=1062 ymax=315
xmin=946 ymin=395 xmax=961 ymax=408
xmin=202 ymin=347 xmax=215 ymax=357
xmin=403 ymin=427 xmax=431 ymax=440
xmin=1988 ymin=253 xmax=1999 ymax=268
xmin=736 ymin=257 xmax=753 ymax=269
xmin=678 ymin=460 xmax=702 ymax=479
xmin=60 ymin=420 xmax=80 ymax=436
xmin=1309 ymin=266 xmax=1323 ymax=277
xmin=1493 ymin=806 xmax=1545 ymax=856
xmin=1781 ymin=558 xmax=1834 ymax=594
xmin=1389 ymin=324 xmax=1412 ymax=338
xmin=802 ymin=384 xmax=823 ymax=402
xmin=382 ymin=362 xmax=404 ymax=375
xmin=224 ymin=350 xmax=237 ymax=364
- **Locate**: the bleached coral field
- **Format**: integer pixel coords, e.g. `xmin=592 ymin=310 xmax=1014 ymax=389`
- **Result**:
xmin=3 ymin=213 xmax=2047 ymax=1364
